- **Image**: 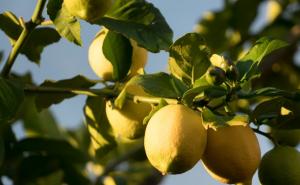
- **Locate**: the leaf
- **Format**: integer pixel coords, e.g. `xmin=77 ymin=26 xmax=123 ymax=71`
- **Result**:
xmin=17 ymin=155 xmax=62 ymax=184
xmin=62 ymin=163 xmax=91 ymax=185
xmin=84 ymin=97 xmax=116 ymax=158
xmin=127 ymin=73 xmax=188 ymax=98
xmin=47 ymin=0 xmax=82 ymax=45
xmin=20 ymin=27 xmax=61 ymax=64
xmin=15 ymin=137 xmax=88 ymax=163
xmin=0 ymin=11 xmax=22 ymax=45
xmin=0 ymin=78 xmax=24 ymax=123
xmin=202 ymin=107 xmax=248 ymax=130
xmin=34 ymin=170 xmax=64 ymax=185
xmin=96 ymin=0 xmax=173 ymax=52
xmin=0 ymin=137 xmax=4 ymax=167
xmin=0 ymin=51 xmax=3 ymax=63
xmin=252 ymin=97 xmax=300 ymax=129
xmin=168 ymin=33 xmax=211 ymax=86
xmin=143 ymin=99 xmax=168 ymax=125
xmin=35 ymin=75 xmax=96 ymax=111
xmin=103 ymin=30 xmax=133 ymax=81
xmin=182 ymin=76 xmax=227 ymax=107
xmin=21 ymin=96 xmax=67 ymax=139
xmin=237 ymin=37 xmax=288 ymax=83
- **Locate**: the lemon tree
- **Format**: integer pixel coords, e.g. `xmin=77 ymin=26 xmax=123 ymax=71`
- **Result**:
xmin=0 ymin=0 xmax=300 ymax=185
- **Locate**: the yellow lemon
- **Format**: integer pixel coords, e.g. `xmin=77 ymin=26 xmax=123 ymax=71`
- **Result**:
xmin=88 ymin=28 xmax=148 ymax=81
xmin=144 ymin=104 xmax=207 ymax=175
xmin=106 ymin=85 xmax=151 ymax=139
xmin=258 ymin=146 xmax=300 ymax=185
xmin=202 ymin=125 xmax=261 ymax=184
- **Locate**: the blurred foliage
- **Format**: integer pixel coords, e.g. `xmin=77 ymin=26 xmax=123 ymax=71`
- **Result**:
xmin=0 ymin=0 xmax=300 ymax=184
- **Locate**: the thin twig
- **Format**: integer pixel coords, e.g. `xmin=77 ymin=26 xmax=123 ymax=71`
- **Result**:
xmin=251 ymin=127 xmax=278 ymax=146
xmin=24 ymin=85 xmax=179 ymax=105
xmin=1 ymin=0 xmax=47 ymax=77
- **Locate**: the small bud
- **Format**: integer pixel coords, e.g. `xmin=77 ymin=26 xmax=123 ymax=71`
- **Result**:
xmin=206 ymin=66 xmax=226 ymax=85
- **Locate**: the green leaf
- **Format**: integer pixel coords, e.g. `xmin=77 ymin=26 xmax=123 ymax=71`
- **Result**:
xmin=0 ymin=137 xmax=4 ymax=167
xmin=0 ymin=78 xmax=24 ymax=123
xmin=0 ymin=51 xmax=3 ymax=63
xmin=168 ymin=33 xmax=211 ymax=86
xmin=47 ymin=0 xmax=82 ymax=45
xmin=127 ymin=73 xmax=188 ymax=98
xmin=103 ymin=30 xmax=133 ymax=81
xmin=96 ymin=0 xmax=173 ymax=52
xmin=237 ymin=37 xmax=288 ymax=83
xmin=62 ymin=163 xmax=91 ymax=185
xmin=21 ymin=96 xmax=67 ymax=139
xmin=35 ymin=75 xmax=96 ymax=111
xmin=15 ymin=137 xmax=88 ymax=163
xmin=17 ymin=155 xmax=62 ymax=184
xmin=202 ymin=107 xmax=248 ymax=130
xmin=143 ymin=99 xmax=168 ymax=125
xmin=251 ymin=97 xmax=300 ymax=129
xmin=20 ymin=27 xmax=61 ymax=64
xmin=182 ymin=76 xmax=227 ymax=107
xmin=0 ymin=11 xmax=22 ymax=45
xmin=33 ymin=170 xmax=64 ymax=185
xmin=84 ymin=97 xmax=116 ymax=158
xmin=114 ymin=88 xmax=127 ymax=109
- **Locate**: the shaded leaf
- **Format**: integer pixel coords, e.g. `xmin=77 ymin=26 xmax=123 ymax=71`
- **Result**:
xmin=0 ymin=137 xmax=4 ymax=167
xmin=0 ymin=78 xmax=24 ymax=123
xmin=97 ymin=0 xmax=173 ymax=52
xmin=127 ymin=73 xmax=188 ymax=98
xmin=20 ymin=27 xmax=61 ymax=64
xmin=202 ymin=107 xmax=248 ymax=130
xmin=16 ymin=155 xmax=61 ymax=184
xmin=35 ymin=75 xmax=96 ymax=111
xmin=168 ymin=33 xmax=211 ymax=86
xmin=15 ymin=137 xmax=88 ymax=163
xmin=47 ymin=0 xmax=82 ymax=45
xmin=0 ymin=51 xmax=4 ymax=63
xmin=84 ymin=97 xmax=116 ymax=158
xmin=0 ymin=11 xmax=22 ymax=45
xmin=252 ymin=97 xmax=300 ymax=129
xmin=103 ymin=30 xmax=133 ymax=81
xmin=21 ymin=96 xmax=66 ymax=139
xmin=237 ymin=37 xmax=288 ymax=83
xmin=62 ymin=163 xmax=91 ymax=185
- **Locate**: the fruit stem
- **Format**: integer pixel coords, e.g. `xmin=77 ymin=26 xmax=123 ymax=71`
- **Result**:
xmin=1 ymin=0 xmax=47 ymax=77
xmin=24 ymin=84 xmax=179 ymax=105
xmin=251 ymin=127 xmax=279 ymax=146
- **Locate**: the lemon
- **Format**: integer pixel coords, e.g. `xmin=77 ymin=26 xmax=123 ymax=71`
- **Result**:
xmin=106 ymin=85 xmax=151 ymax=139
xmin=202 ymin=125 xmax=261 ymax=184
xmin=88 ymin=28 xmax=148 ymax=81
xmin=144 ymin=104 xmax=207 ymax=174
xmin=64 ymin=0 xmax=114 ymax=22
xmin=258 ymin=146 xmax=300 ymax=185
xmin=271 ymin=128 xmax=300 ymax=147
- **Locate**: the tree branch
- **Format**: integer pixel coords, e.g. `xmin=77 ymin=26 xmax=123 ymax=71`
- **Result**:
xmin=1 ymin=0 xmax=47 ymax=77
xmin=24 ymin=85 xmax=179 ymax=105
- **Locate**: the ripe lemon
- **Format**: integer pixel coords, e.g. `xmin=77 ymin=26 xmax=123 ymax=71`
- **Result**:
xmin=64 ymin=0 xmax=114 ymax=22
xmin=106 ymin=85 xmax=151 ymax=140
xmin=202 ymin=125 xmax=261 ymax=184
xmin=144 ymin=104 xmax=207 ymax=175
xmin=258 ymin=146 xmax=300 ymax=185
xmin=271 ymin=128 xmax=300 ymax=147
xmin=88 ymin=28 xmax=148 ymax=81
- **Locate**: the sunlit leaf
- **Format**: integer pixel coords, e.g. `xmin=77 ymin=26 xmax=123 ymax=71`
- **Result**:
xmin=168 ymin=33 xmax=211 ymax=86
xmin=96 ymin=0 xmax=173 ymax=52
xmin=47 ymin=0 xmax=82 ymax=45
